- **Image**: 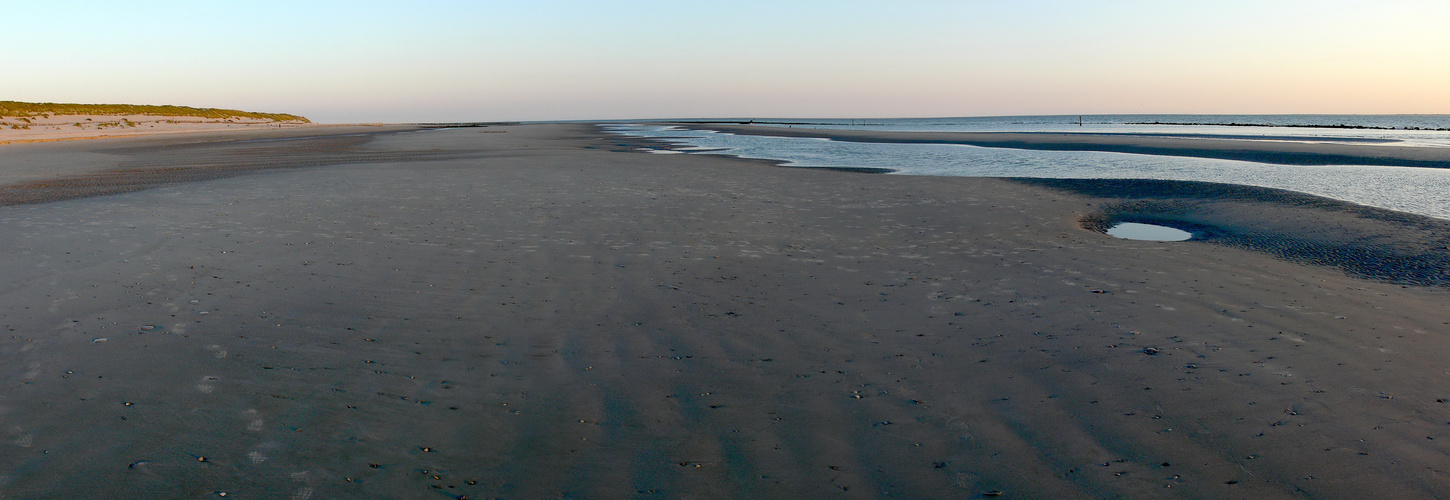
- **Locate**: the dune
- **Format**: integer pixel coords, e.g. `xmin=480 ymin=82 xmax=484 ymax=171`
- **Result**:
xmin=0 ymin=101 xmax=314 ymax=144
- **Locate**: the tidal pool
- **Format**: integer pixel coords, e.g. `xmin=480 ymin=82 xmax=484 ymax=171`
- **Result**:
xmin=1106 ymin=222 xmax=1193 ymax=241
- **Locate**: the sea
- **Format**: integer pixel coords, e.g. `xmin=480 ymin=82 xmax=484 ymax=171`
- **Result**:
xmin=602 ymin=115 xmax=1450 ymax=220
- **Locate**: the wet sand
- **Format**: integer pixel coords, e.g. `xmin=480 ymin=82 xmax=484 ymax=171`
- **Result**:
xmin=681 ymin=123 xmax=1450 ymax=169
xmin=2 ymin=124 xmax=1449 ymax=497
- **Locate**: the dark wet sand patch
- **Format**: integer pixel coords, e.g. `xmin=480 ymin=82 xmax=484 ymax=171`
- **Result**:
xmin=1013 ymin=177 xmax=1450 ymax=287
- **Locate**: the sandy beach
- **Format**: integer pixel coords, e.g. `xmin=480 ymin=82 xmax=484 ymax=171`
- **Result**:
xmin=2 ymin=123 xmax=1449 ymax=498
xmin=0 ymin=113 xmax=317 ymax=145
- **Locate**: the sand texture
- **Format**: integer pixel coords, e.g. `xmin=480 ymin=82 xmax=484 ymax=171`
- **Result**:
xmin=1 ymin=124 xmax=1449 ymax=498
xmin=0 ymin=114 xmax=319 ymax=145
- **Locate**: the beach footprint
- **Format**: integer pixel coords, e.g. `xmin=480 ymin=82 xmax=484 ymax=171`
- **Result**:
xmin=9 ymin=426 xmax=32 ymax=448
xmin=206 ymin=344 xmax=228 ymax=359
xmin=290 ymin=471 xmax=313 ymax=500
xmin=243 ymin=408 xmax=264 ymax=432
xmin=243 ymin=405 xmax=266 ymax=428
xmin=196 ymin=376 xmax=218 ymax=394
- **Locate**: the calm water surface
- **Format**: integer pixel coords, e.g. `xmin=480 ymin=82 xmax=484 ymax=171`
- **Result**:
xmin=670 ymin=114 xmax=1450 ymax=147
xmin=1107 ymin=222 xmax=1194 ymax=242
xmin=605 ymin=122 xmax=1450 ymax=220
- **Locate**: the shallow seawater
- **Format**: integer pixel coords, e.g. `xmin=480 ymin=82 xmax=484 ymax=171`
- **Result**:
xmin=1106 ymin=222 xmax=1193 ymax=241
xmin=604 ymin=124 xmax=1450 ymax=220
xmin=652 ymin=114 xmax=1450 ymax=147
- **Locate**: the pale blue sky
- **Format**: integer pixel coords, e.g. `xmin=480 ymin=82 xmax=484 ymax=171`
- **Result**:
xmin=6 ymin=1 xmax=1448 ymax=123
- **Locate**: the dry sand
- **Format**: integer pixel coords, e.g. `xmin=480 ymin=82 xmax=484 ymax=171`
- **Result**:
xmin=0 ymin=114 xmax=318 ymax=145
xmin=1 ymin=123 xmax=1448 ymax=498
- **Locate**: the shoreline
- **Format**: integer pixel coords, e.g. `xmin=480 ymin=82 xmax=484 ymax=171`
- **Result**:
xmin=606 ymin=125 xmax=1450 ymax=287
xmin=1 ymin=123 xmax=1448 ymax=497
xmin=671 ymin=122 xmax=1450 ymax=168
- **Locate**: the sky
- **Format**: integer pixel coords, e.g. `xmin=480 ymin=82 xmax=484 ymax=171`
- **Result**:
xmin=5 ymin=0 xmax=1449 ymax=123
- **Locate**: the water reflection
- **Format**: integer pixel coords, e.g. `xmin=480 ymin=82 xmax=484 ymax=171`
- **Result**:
xmin=605 ymin=125 xmax=1450 ymax=220
xmin=1106 ymin=222 xmax=1193 ymax=241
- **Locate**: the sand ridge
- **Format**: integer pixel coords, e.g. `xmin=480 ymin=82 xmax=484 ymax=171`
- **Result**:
xmin=0 ymin=124 xmax=1447 ymax=497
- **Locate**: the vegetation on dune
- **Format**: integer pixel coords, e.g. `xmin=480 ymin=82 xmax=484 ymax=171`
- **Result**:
xmin=0 ymin=101 xmax=309 ymax=123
